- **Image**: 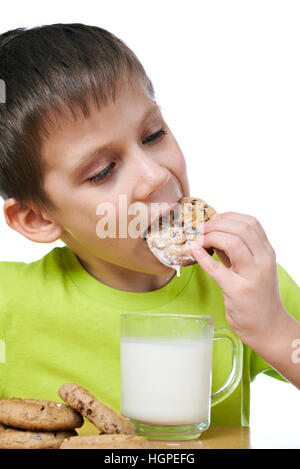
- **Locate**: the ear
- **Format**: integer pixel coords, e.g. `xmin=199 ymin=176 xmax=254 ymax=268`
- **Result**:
xmin=3 ymin=198 xmax=64 ymax=243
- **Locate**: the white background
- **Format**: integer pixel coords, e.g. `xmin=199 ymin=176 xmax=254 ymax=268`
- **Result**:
xmin=0 ymin=0 xmax=299 ymax=446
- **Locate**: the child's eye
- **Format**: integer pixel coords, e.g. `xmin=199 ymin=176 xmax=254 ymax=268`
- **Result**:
xmin=87 ymin=129 xmax=167 ymax=184
xmin=142 ymin=128 xmax=168 ymax=144
xmin=88 ymin=162 xmax=116 ymax=184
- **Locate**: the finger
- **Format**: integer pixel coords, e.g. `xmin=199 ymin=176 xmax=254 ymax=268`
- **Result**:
xmin=199 ymin=231 xmax=255 ymax=276
xmin=204 ymin=214 xmax=269 ymax=258
xmin=212 ymin=212 xmax=272 ymax=247
xmin=190 ymin=243 xmax=238 ymax=292
xmin=214 ymin=248 xmax=231 ymax=268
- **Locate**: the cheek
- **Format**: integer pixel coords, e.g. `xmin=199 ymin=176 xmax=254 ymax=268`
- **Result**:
xmin=45 ymin=185 xmax=100 ymax=236
xmin=166 ymin=141 xmax=189 ymax=196
xmin=176 ymin=152 xmax=188 ymax=174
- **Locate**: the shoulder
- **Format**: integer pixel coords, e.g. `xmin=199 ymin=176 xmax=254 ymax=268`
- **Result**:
xmin=0 ymin=247 xmax=70 ymax=304
xmin=0 ymin=246 xmax=73 ymax=333
xmin=0 ymin=246 xmax=65 ymax=278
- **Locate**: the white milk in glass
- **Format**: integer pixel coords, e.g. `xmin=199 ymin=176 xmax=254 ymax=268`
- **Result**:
xmin=121 ymin=337 xmax=213 ymax=425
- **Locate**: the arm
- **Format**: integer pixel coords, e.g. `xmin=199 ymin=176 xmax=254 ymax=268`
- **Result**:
xmin=250 ymin=304 xmax=300 ymax=388
xmin=190 ymin=212 xmax=300 ymax=389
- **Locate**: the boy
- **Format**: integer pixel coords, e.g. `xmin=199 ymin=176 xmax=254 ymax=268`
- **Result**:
xmin=0 ymin=23 xmax=299 ymax=427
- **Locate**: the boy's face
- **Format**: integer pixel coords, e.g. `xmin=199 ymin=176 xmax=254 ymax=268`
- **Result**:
xmin=41 ymin=77 xmax=190 ymax=277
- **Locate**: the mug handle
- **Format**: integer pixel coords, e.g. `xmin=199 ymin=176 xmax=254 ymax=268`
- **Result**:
xmin=211 ymin=328 xmax=243 ymax=407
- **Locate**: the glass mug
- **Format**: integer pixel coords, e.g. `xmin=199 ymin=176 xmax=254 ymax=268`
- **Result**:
xmin=120 ymin=313 xmax=243 ymax=440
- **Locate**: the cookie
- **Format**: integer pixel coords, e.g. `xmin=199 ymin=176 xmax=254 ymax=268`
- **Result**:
xmin=0 ymin=398 xmax=84 ymax=431
xmin=145 ymin=197 xmax=216 ymax=270
xmin=60 ymin=434 xmax=151 ymax=449
xmin=58 ymin=383 xmax=135 ymax=435
xmin=0 ymin=424 xmax=77 ymax=449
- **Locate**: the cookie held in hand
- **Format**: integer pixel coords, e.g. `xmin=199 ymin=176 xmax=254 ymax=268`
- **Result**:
xmin=145 ymin=197 xmax=216 ymax=272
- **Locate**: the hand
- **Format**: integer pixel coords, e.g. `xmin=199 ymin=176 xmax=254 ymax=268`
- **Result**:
xmin=190 ymin=212 xmax=286 ymax=347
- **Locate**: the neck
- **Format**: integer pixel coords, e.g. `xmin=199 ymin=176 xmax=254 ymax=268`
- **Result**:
xmin=74 ymin=252 xmax=176 ymax=293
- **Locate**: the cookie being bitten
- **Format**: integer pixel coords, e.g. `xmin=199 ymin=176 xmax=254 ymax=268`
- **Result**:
xmin=145 ymin=197 xmax=216 ymax=275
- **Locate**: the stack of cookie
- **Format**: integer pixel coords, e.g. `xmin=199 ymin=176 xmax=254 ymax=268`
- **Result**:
xmin=0 ymin=384 xmax=151 ymax=449
xmin=0 ymin=398 xmax=84 ymax=449
xmin=58 ymin=383 xmax=151 ymax=449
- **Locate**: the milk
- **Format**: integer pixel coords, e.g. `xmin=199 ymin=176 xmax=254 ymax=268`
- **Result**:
xmin=121 ymin=337 xmax=213 ymax=425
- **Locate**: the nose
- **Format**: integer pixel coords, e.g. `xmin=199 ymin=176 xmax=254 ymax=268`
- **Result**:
xmin=131 ymin=150 xmax=171 ymax=201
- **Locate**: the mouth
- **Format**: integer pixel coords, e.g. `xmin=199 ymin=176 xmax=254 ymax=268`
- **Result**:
xmin=142 ymin=199 xmax=181 ymax=241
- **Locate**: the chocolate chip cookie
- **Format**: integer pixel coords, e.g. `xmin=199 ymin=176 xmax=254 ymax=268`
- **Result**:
xmin=0 ymin=398 xmax=83 ymax=431
xmin=60 ymin=434 xmax=151 ymax=449
xmin=145 ymin=196 xmax=216 ymax=270
xmin=0 ymin=424 xmax=77 ymax=449
xmin=58 ymin=383 xmax=135 ymax=435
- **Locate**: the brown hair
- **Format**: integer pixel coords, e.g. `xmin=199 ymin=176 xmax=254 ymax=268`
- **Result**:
xmin=0 ymin=23 xmax=155 ymax=212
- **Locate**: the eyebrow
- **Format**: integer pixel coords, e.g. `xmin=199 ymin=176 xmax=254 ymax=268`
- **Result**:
xmin=70 ymin=104 xmax=162 ymax=179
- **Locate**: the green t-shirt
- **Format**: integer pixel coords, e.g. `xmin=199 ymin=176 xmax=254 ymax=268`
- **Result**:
xmin=0 ymin=246 xmax=299 ymax=426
